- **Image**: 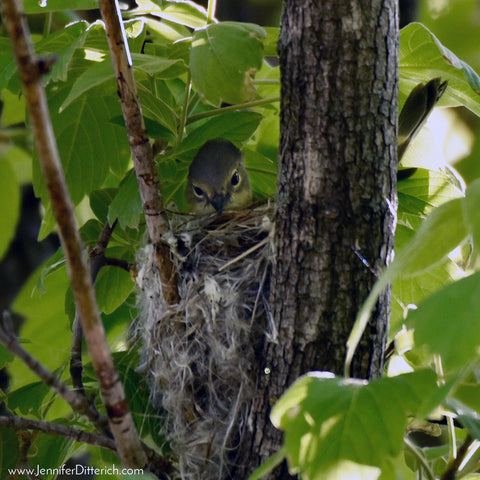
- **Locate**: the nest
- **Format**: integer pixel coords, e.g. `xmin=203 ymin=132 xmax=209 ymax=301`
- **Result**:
xmin=134 ymin=203 xmax=276 ymax=480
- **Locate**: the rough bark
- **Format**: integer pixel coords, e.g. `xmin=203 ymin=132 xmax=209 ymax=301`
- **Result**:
xmin=234 ymin=0 xmax=398 ymax=478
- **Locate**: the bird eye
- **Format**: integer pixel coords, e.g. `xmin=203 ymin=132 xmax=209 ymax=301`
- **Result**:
xmin=193 ymin=185 xmax=204 ymax=198
xmin=231 ymin=171 xmax=240 ymax=187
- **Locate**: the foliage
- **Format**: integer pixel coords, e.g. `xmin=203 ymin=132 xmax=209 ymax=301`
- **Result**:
xmin=0 ymin=0 xmax=480 ymax=479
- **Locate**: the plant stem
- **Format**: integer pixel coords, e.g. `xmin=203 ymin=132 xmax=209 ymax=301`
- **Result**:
xmin=186 ymin=96 xmax=280 ymax=124
xmin=175 ymin=71 xmax=192 ymax=151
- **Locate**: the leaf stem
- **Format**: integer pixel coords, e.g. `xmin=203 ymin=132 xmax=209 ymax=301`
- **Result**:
xmin=186 ymin=96 xmax=280 ymax=124
xmin=175 ymin=71 xmax=192 ymax=151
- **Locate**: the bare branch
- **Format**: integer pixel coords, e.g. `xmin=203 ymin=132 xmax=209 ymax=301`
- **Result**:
xmin=0 ymin=415 xmax=117 ymax=451
xmin=97 ymin=0 xmax=178 ymax=305
xmin=0 ymin=0 xmax=146 ymax=467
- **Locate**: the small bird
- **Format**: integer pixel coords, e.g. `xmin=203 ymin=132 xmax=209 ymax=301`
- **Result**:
xmin=398 ymin=77 xmax=448 ymax=161
xmin=186 ymin=139 xmax=253 ymax=214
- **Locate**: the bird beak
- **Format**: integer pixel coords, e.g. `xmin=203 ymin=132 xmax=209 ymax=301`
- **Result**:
xmin=210 ymin=193 xmax=227 ymax=214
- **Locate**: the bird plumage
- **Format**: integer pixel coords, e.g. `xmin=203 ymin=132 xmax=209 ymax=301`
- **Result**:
xmin=185 ymin=139 xmax=253 ymax=214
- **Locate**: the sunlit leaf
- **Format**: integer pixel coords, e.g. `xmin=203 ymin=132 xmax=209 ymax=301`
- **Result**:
xmin=408 ymin=270 xmax=480 ymax=371
xmin=190 ymin=22 xmax=266 ymax=106
xmin=400 ymin=23 xmax=480 ymax=115
xmin=271 ymin=371 xmax=440 ymax=479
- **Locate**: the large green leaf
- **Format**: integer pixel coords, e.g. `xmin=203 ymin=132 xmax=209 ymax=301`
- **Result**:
xmin=34 ymin=85 xmax=131 ymax=206
xmin=408 ymin=270 xmax=480 ymax=371
xmin=271 ymin=371 xmax=440 ymax=480
xmin=61 ymin=55 xmax=185 ymax=112
xmin=0 ymin=158 xmax=20 ymax=261
xmin=180 ymin=111 xmax=263 ymax=153
xmin=399 ymin=23 xmax=480 ymax=116
xmin=190 ymin=22 xmax=266 ymax=106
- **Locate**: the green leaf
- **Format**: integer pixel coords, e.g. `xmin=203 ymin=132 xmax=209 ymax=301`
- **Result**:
xmin=61 ymin=55 xmax=185 ymax=112
xmin=60 ymin=60 xmax=115 ymax=111
xmin=137 ymin=84 xmax=179 ymax=135
xmin=0 ymin=427 xmax=19 ymax=474
xmin=243 ymin=148 xmax=277 ymax=198
xmin=446 ymin=397 xmax=480 ymax=440
xmin=400 ymin=23 xmax=480 ymax=116
xmin=36 ymin=22 xmax=88 ymax=84
xmin=0 ymin=344 xmax=14 ymax=368
xmin=180 ymin=111 xmax=263 ymax=153
xmin=90 ymin=188 xmax=119 ymax=224
xmin=0 ymin=158 xmax=20 ymax=261
xmin=132 ymin=0 xmax=208 ymax=29
xmin=34 ymin=87 xmax=131 ymax=205
xmin=271 ymin=371 xmax=440 ymax=479
xmin=32 ymin=431 xmax=76 ymax=480
xmin=108 ymin=170 xmax=143 ymax=230
xmin=95 ymin=266 xmax=135 ymax=315
xmin=408 ymin=270 xmax=480 ymax=371
xmin=262 ymin=27 xmax=279 ymax=57
xmin=463 ymin=179 xmax=480 ymax=261
xmin=190 ymin=22 xmax=266 ymax=106
xmin=397 ymin=168 xmax=465 ymax=218
xmin=7 ymin=381 xmax=52 ymax=418
xmin=0 ymin=88 xmax=26 ymax=126
xmin=23 ymin=0 xmax=98 ymax=12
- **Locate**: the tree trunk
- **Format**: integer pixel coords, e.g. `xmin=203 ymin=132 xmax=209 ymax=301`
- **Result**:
xmin=234 ymin=0 xmax=398 ymax=478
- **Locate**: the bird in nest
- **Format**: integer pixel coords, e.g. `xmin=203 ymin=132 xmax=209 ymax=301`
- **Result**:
xmin=184 ymin=77 xmax=448 ymax=215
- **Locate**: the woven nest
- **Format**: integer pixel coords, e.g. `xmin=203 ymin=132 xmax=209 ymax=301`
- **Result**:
xmin=134 ymin=203 xmax=276 ymax=480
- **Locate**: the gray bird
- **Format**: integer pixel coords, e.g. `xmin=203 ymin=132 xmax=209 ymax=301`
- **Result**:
xmin=185 ymin=139 xmax=253 ymax=214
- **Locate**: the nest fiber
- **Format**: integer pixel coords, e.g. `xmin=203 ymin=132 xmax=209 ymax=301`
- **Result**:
xmin=135 ymin=206 xmax=275 ymax=479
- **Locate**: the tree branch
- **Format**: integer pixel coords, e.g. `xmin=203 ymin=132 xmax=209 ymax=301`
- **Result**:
xmin=0 ymin=415 xmax=117 ymax=451
xmin=0 ymin=0 xmax=146 ymax=467
xmin=97 ymin=0 xmax=178 ymax=305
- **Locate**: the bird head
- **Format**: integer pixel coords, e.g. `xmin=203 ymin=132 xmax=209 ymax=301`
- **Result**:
xmin=186 ymin=139 xmax=253 ymax=214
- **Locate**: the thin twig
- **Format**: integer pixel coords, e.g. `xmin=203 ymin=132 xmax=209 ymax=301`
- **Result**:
xmin=0 ymin=313 xmax=109 ymax=434
xmin=0 ymin=0 xmax=146 ymax=468
xmin=441 ymin=434 xmax=474 ymax=480
xmin=98 ymin=0 xmax=178 ymax=305
xmin=186 ymin=96 xmax=280 ymax=125
xmin=0 ymin=415 xmax=117 ymax=451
